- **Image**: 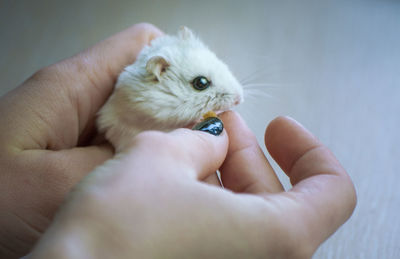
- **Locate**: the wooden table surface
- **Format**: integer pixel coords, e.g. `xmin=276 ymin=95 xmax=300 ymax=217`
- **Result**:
xmin=1 ymin=1 xmax=399 ymax=258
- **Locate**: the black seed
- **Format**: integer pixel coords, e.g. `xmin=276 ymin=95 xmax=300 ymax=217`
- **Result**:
xmin=192 ymin=117 xmax=223 ymax=136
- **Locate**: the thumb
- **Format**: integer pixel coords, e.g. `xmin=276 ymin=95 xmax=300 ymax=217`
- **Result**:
xmin=265 ymin=116 xmax=356 ymax=246
xmin=119 ymin=117 xmax=229 ymax=181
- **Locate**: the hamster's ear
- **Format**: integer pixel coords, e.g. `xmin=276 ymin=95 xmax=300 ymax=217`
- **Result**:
xmin=178 ymin=26 xmax=194 ymax=40
xmin=146 ymin=56 xmax=170 ymax=81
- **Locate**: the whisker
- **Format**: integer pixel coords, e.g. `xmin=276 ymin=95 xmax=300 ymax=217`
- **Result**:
xmin=240 ymin=67 xmax=273 ymax=85
xmin=240 ymin=65 xmax=276 ymax=81
xmin=244 ymin=87 xmax=282 ymax=101
xmin=243 ymin=82 xmax=281 ymax=88
xmin=238 ymin=60 xmax=285 ymax=84
xmin=243 ymin=82 xmax=294 ymax=90
xmin=244 ymin=91 xmax=274 ymax=100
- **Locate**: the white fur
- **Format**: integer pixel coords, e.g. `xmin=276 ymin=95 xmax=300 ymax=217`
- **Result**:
xmin=97 ymin=27 xmax=244 ymax=152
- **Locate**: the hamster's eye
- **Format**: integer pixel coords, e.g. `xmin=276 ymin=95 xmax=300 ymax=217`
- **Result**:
xmin=192 ymin=76 xmax=211 ymax=91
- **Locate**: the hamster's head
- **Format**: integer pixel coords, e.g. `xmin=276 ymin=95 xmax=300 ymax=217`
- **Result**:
xmin=141 ymin=27 xmax=244 ymax=126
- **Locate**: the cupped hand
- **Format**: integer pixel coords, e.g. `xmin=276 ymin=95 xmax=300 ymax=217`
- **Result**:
xmin=0 ymin=23 xmax=163 ymax=258
xmin=30 ymin=112 xmax=357 ymax=259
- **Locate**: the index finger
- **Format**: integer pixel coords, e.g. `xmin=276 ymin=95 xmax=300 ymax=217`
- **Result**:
xmin=8 ymin=23 xmax=163 ymax=148
xmin=265 ymin=116 xmax=357 ymax=246
xmin=219 ymin=111 xmax=283 ymax=193
xmin=60 ymin=23 xmax=164 ymax=133
xmin=68 ymin=23 xmax=163 ymax=100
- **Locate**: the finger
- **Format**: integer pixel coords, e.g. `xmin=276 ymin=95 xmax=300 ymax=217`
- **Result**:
xmin=67 ymin=23 xmax=163 ymax=102
xmin=265 ymin=116 xmax=356 ymax=245
xmin=219 ymin=111 xmax=283 ymax=193
xmin=61 ymin=23 xmax=164 ymax=138
xmin=122 ymin=128 xmax=229 ymax=181
xmin=5 ymin=23 xmax=163 ymax=150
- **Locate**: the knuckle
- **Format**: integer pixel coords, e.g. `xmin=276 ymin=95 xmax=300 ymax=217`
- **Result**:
xmin=134 ymin=22 xmax=153 ymax=29
xmin=29 ymin=66 xmax=52 ymax=83
xmin=133 ymin=22 xmax=158 ymax=33
xmin=28 ymin=63 xmax=63 ymax=86
xmin=131 ymin=23 xmax=163 ymax=41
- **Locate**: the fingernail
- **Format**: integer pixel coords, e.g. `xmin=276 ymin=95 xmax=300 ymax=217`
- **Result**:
xmin=192 ymin=117 xmax=224 ymax=136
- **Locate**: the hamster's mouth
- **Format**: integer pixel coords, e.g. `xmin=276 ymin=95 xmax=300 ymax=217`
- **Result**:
xmin=185 ymin=101 xmax=241 ymax=129
xmin=184 ymin=111 xmax=218 ymax=129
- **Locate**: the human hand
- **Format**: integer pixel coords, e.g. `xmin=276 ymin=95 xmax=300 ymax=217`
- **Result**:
xmin=0 ymin=23 xmax=163 ymax=258
xmin=29 ymin=112 xmax=357 ymax=259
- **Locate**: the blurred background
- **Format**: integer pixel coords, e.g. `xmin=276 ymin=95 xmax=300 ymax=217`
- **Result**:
xmin=1 ymin=0 xmax=399 ymax=257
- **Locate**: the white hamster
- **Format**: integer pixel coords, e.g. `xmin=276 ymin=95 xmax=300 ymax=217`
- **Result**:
xmin=97 ymin=27 xmax=244 ymax=152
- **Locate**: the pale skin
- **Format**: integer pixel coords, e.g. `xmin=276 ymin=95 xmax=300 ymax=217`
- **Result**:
xmin=0 ymin=23 xmax=356 ymax=258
